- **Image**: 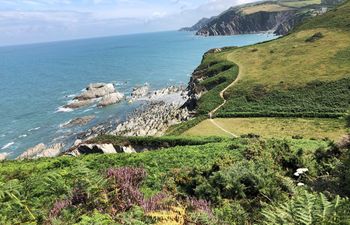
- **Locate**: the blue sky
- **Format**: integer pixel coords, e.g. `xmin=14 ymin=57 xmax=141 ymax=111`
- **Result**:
xmin=0 ymin=0 xmax=258 ymax=45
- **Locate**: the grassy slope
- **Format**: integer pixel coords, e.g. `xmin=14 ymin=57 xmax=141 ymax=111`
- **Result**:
xmin=218 ymin=0 xmax=350 ymax=116
xmin=181 ymin=0 xmax=350 ymax=137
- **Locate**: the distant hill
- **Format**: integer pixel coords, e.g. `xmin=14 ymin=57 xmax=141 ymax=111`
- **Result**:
xmin=181 ymin=0 xmax=343 ymax=36
xmin=179 ymin=18 xmax=211 ymax=32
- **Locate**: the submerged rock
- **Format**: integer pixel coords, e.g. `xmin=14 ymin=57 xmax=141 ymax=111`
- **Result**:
xmin=64 ymin=99 xmax=93 ymax=109
xmin=98 ymin=92 xmax=124 ymax=107
xmin=63 ymin=116 xmax=95 ymax=128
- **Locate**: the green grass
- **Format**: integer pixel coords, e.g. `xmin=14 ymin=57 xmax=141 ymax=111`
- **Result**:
xmin=219 ymin=77 xmax=350 ymax=117
xmin=184 ymin=117 xmax=347 ymax=140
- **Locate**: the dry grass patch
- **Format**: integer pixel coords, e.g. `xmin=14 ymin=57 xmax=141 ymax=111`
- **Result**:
xmin=241 ymin=3 xmax=291 ymax=14
xmin=184 ymin=117 xmax=347 ymax=140
xmin=280 ymin=0 xmax=321 ymax=8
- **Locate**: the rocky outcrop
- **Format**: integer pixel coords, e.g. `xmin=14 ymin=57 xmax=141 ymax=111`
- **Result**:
xmin=130 ymin=85 xmax=186 ymax=103
xmin=98 ymin=92 xmax=124 ymax=107
xmin=17 ymin=143 xmax=64 ymax=159
xmin=131 ymin=85 xmax=150 ymax=100
xmin=37 ymin=143 xmax=64 ymax=158
xmin=77 ymin=144 xmax=117 ymax=154
xmin=111 ymin=101 xmax=190 ymax=136
xmin=68 ymin=143 xmax=136 ymax=156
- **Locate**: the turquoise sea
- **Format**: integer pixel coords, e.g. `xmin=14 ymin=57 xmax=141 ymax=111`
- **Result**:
xmin=0 ymin=31 xmax=276 ymax=158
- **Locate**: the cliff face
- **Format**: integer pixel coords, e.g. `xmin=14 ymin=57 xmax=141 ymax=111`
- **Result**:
xmin=196 ymin=10 xmax=298 ymax=36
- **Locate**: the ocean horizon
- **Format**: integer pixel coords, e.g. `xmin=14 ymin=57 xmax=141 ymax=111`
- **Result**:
xmin=0 ymin=31 xmax=277 ymax=158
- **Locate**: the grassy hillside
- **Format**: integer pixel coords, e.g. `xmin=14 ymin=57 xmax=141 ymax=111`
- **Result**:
xmin=180 ymin=0 xmax=350 ymax=140
xmin=1 ymin=136 xmax=350 ymax=224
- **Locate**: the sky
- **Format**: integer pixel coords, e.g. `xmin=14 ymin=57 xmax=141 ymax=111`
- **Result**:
xmin=0 ymin=0 xmax=259 ymax=46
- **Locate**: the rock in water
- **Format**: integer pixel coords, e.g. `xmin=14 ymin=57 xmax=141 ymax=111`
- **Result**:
xmin=63 ymin=116 xmax=95 ymax=128
xmin=98 ymin=92 xmax=124 ymax=107
xmin=75 ymin=83 xmax=115 ymax=100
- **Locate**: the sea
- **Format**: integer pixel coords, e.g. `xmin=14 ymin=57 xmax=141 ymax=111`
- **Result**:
xmin=0 ymin=31 xmax=276 ymax=158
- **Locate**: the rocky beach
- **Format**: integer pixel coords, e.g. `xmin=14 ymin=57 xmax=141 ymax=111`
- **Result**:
xmin=7 ymin=83 xmax=191 ymax=160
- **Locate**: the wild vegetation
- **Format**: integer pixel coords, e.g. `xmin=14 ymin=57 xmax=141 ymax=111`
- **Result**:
xmin=1 ymin=135 xmax=350 ymax=224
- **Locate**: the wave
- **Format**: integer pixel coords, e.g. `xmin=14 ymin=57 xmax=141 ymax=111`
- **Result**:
xmin=83 ymin=108 xmax=93 ymax=113
xmin=1 ymin=142 xmax=14 ymax=150
xmin=59 ymin=120 xmax=72 ymax=128
xmin=19 ymin=134 xmax=27 ymax=138
xmin=28 ymin=127 xmax=40 ymax=132
xmin=56 ymin=106 xmax=74 ymax=113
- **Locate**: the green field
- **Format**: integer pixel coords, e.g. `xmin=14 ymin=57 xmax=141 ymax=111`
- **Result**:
xmin=184 ymin=117 xmax=347 ymax=140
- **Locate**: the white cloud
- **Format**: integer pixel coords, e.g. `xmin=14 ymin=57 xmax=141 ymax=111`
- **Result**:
xmin=0 ymin=0 xmax=261 ymax=45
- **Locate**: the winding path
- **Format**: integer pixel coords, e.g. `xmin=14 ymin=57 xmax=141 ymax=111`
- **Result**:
xmin=208 ymin=63 xmax=242 ymax=138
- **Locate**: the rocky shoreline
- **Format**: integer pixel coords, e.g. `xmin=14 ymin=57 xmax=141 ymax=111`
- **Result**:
xmin=5 ymin=84 xmax=192 ymax=160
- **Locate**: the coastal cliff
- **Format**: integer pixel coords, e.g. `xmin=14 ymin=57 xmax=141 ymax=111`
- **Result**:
xmin=196 ymin=10 xmax=298 ymax=36
xmin=182 ymin=1 xmax=334 ymax=36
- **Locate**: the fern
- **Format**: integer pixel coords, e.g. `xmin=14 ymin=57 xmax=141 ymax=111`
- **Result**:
xmin=261 ymin=190 xmax=350 ymax=225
